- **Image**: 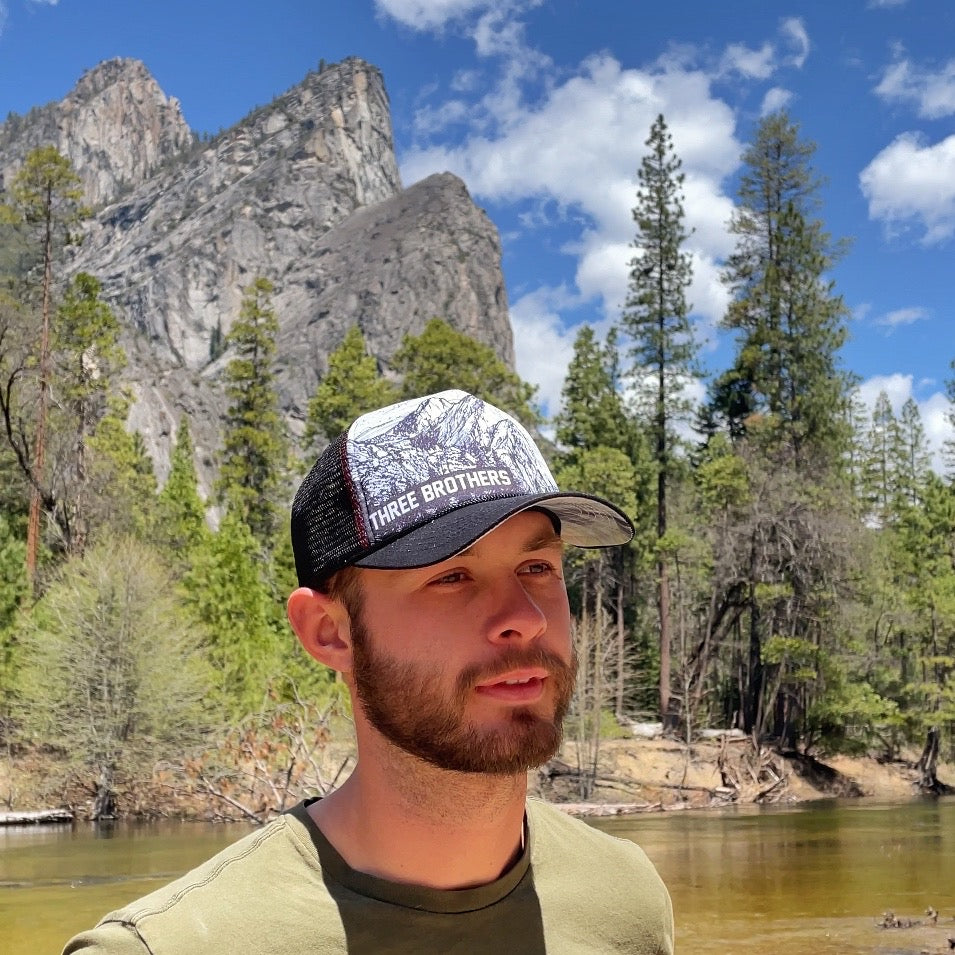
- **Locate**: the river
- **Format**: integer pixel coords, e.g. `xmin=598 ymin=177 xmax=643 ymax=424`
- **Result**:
xmin=2 ymin=797 xmax=953 ymax=954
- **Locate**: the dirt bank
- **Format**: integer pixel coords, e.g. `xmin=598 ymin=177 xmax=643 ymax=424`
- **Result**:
xmin=2 ymin=737 xmax=952 ymax=820
xmin=534 ymin=737 xmax=955 ymax=812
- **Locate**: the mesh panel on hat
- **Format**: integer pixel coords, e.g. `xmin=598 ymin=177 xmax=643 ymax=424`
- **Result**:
xmin=291 ymin=433 xmax=367 ymax=587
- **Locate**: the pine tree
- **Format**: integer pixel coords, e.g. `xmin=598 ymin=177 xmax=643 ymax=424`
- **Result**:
xmin=183 ymin=512 xmax=282 ymax=717
xmin=0 ymin=271 xmax=126 ymax=565
xmin=155 ymin=418 xmax=208 ymax=559
xmin=620 ymin=114 xmax=696 ymax=725
xmin=894 ymin=398 xmax=930 ymax=509
xmin=304 ymin=325 xmax=397 ymax=451
xmin=391 ymin=318 xmax=539 ymax=427
xmin=0 ymin=146 xmax=88 ymax=582
xmin=84 ymin=392 xmax=158 ymax=544
xmin=52 ymin=272 xmax=127 ymax=555
xmin=553 ymin=325 xmax=654 ymax=718
xmin=864 ymin=391 xmax=898 ymax=525
xmin=216 ymin=277 xmax=289 ymax=547
xmin=943 ymin=359 xmax=955 ymax=480
xmin=553 ymin=326 xmax=632 ymax=463
xmin=715 ymin=110 xmax=853 ymax=468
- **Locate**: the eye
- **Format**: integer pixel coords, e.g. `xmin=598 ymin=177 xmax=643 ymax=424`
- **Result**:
xmin=520 ymin=560 xmax=555 ymax=576
xmin=429 ymin=569 xmax=469 ymax=586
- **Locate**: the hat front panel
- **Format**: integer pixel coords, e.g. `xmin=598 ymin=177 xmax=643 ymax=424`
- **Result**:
xmin=344 ymin=390 xmax=557 ymax=548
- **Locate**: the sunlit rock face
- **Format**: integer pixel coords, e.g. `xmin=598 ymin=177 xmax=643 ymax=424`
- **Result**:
xmin=1 ymin=57 xmax=513 ymax=492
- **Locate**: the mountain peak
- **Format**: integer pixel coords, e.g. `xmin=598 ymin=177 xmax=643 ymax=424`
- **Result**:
xmin=71 ymin=58 xmax=157 ymax=99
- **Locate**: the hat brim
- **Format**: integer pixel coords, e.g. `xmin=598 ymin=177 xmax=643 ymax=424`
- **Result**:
xmin=354 ymin=492 xmax=634 ymax=571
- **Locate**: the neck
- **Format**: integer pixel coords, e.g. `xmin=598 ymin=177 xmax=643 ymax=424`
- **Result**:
xmin=309 ymin=739 xmax=528 ymax=890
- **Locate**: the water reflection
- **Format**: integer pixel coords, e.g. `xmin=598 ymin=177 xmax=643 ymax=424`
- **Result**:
xmin=592 ymin=798 xmax=955 ymax=953
xmin=2 ymin=798 xmax=953 ymax=955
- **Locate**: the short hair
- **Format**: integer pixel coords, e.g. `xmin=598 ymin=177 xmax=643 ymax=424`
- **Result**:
xmin=316 ymin=565 xmax=364 ymax=622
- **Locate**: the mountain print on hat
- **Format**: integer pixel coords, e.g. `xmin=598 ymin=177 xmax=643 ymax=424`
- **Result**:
xmin=344 ymin=390 xmax=556 ymax=545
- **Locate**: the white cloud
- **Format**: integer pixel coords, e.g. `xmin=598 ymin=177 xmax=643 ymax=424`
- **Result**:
xmin=394 ymin=10 xmax=776 ymax=412
xmin=875 ymin=54 xmax=955 ymax=119
xmin=374 ymin=0 xmax=500 ymax=31
xmin=920 ymin=391 xmax=953 ymax=474
xmin=760 ymin=86 xmax=792 ymax=116
xmin=411 ymin=99 xmax=471 ymax=136
xmin=401 ymin=52 xmax=739 ymax=319
xmin=855 ymin=374 xmax=952 ymax=474
xmin=451 ymin=69 xmax=481 ymax=93
xmin=856 ymin=373 xmax=914 ymax=414
xmin=509 ymin=287 xmax=586 ymax=418
xmin=719 ymin=42 xmax=775 ymax=80
xmin=859 ymin=132 xmax=955 ymax=243
xmin=716 ymin=18 xmax=808 ymax=80
xmin=867 ymin=0 xmax=909 ymax=8
xmin=780 ymin=17 xmax=810 ymax=69
xmin=874 ymin=306 xmax=929 ymax=329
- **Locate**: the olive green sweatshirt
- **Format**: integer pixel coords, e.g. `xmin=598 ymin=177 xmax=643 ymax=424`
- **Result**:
xmin=63 ymin=798 xmax=673 ymax=954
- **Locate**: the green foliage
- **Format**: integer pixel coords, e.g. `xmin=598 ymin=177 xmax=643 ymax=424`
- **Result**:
xmin=0 ymin=515 xmax=26 ymax=633
xmin=694 ymin=433 xmax=750 ymax=513
xmin=216 ymin=277 xmax=289 ymax=546
xmin=807 ymin=675 xmax=901 ymax=756
xmin=622 ymin=113 xmax=697 ymax=437
xmin=304 ymin=325 xmax=397 ymax=450
xmin=13 ymin=539 xmax=211 ymax=794
xmin=84 ymin=393 xmax=158 ymax=544
xmin=0 ymin=515 xmax=27 ymax=708
xmin=182 ymin=512 xmax=284 ymax=718
xmin=155 ymin=419 xmax=209 ymax=559
xmin=554 ymin=325 xmax=633 ymax=462
xmin=715 ymin=111 xmax=854 ymax=468
xmin=0 ymin=144 xmax=88 ymax=239
xmin=392 ymin=318 xmax=540 ymax=426
xmin=49 ymin=274 xmax=131 ymax=555
xmin=555 ymin=445 xmax=639 ymax=520
xmin=53 ymin=273 xmax=127 ymax=405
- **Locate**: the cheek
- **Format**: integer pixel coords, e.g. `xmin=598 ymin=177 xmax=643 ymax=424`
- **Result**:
xmin=543 ymin=592 xmax=572 ymax=648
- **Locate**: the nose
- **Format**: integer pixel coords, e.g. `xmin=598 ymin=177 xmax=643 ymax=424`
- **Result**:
xmin=486 ymin=574 xmax=547 ymax=645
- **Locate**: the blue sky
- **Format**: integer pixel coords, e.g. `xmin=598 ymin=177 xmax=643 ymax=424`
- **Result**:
xmin=2 ymin=0 xmax=954 ymax=461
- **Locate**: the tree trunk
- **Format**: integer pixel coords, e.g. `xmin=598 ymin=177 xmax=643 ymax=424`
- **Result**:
xmin=915 ymin=726 xmax=950 ymax=795
xmin=25 ymin=183 xmax=55 ymax=586
xmin=615 ymin=568 xmax=625 ymax=720
xmin=91 ymin=764 xmax=117 ymax=820
xmin=743 ymin=586 xmax=763 ymax=735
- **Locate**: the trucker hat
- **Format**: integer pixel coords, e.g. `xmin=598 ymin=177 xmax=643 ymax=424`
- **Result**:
xmin=291 ymin=389 xmax=634 ymax=587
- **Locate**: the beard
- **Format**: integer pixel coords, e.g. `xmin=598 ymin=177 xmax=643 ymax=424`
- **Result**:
xmin=350 ymin=616 xmax=576 ymax=776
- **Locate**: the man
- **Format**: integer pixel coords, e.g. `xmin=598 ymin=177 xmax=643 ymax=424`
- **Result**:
xmin=64 ymin=389 xmax=673 ymax=954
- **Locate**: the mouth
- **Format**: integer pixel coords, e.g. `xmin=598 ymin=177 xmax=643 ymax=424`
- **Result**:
xmin=474 ymin=668 xmax=548 ymax=703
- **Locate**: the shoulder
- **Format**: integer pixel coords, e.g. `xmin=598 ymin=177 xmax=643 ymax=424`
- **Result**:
xmin=62 ymin=802 xmax=343 ymax=954
xmin=527 ymin=798 xmax=656 ymax=870
xmin=527 ymin=799 xmax=674 ymax=954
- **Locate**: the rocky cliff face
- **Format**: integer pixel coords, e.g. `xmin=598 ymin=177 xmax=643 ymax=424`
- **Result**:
xmin=0 ymin=58 xmax=194 ymax=205
xmin=0 ymin=57 xmax=513 ymax=490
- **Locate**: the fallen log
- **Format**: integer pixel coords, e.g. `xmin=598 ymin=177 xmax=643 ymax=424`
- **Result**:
xmin=0 ymin=808 xmax=74 ymax=825
xmin=553 ymin=801 xmax=662 ymax=816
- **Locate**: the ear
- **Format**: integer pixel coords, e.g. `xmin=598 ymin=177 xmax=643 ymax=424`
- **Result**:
xmin=287 ymin=587 xmax=354 ymax=674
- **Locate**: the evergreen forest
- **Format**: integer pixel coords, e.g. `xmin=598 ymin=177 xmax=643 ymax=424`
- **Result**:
xmin=1 ymin=111 xmax=953 ymax=818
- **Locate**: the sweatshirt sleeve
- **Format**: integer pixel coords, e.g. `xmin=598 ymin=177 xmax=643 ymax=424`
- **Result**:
xmin=62 ymin=921 xmax=153 ymax=955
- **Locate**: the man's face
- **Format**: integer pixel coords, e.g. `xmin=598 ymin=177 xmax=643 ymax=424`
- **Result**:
xmin=347 ymin=510 xmax=575 ymax=775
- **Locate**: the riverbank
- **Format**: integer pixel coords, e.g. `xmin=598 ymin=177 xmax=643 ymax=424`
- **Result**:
xmin=534 ymin=736 xmax=954 ymax=812
xmin=3 ymin=735 xmax=951 ymax=821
